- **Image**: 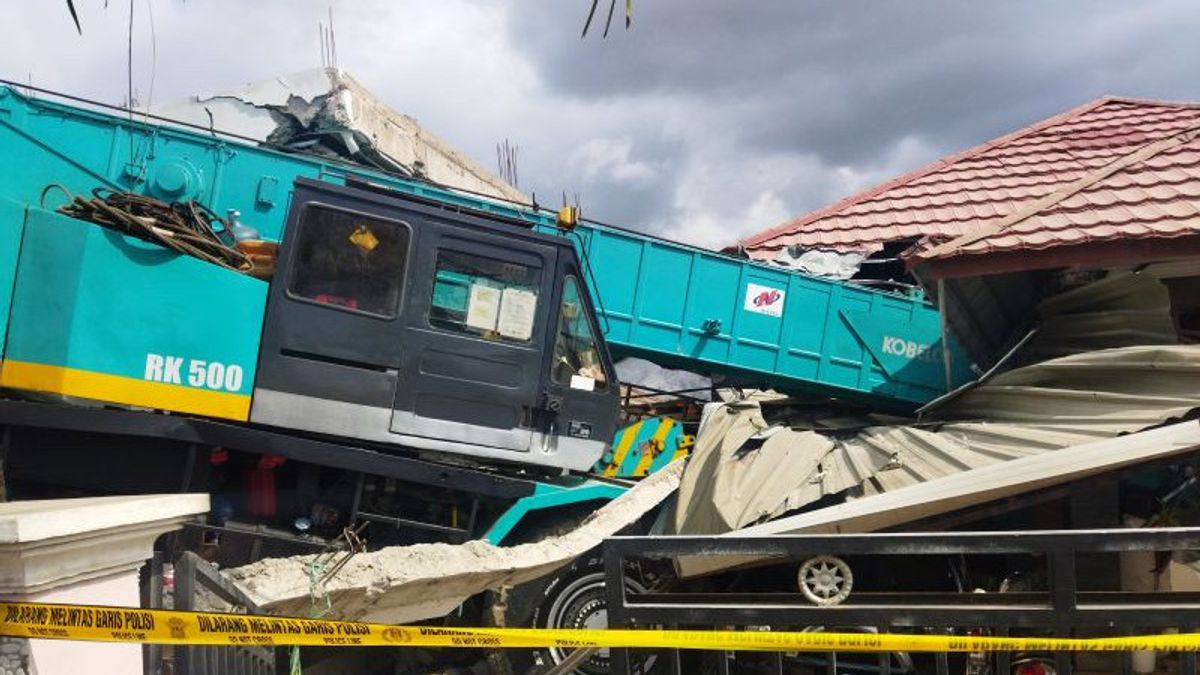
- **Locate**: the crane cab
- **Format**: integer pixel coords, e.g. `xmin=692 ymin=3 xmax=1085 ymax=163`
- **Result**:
xmin=249 ymin=179 xmax=620 ymax=471
xmin=0 ymin=178 xmax=618 ymax=472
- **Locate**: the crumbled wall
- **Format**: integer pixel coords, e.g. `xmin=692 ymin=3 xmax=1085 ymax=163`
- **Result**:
xmin=149 ymin=68 xmax=526 ymax=204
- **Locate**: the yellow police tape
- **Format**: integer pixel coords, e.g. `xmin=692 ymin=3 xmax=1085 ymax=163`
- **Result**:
xmin=2 ymin=601 xmax=1199 ymax=652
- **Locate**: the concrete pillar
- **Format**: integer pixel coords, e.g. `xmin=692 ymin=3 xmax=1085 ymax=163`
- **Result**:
xmin=1 ymin=494 xmax=209 ymax=675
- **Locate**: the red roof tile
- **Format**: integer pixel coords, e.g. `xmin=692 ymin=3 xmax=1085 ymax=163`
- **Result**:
xmin=742 ymin=98 xmax=1200 ymax=267
xmin=911 ymin=124 xmax=1200 ymax=276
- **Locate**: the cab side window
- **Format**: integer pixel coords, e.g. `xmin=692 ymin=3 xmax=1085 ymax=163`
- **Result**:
xmin=428 ymin=250 xmax=541 ymax=343
xmin=552 ymin=276 xmax=607 ymax=389
xmin=288 ymin=205 xmax=409 ymax=317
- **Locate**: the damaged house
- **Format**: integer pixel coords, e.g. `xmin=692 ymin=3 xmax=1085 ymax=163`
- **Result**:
xmin=227 ymin=97 xmax=1200 ymax=622
xmin=681 ymin=97 xmax=1200 ymax=556
xmin=742 ymin=96 xmax=1200 ymax=368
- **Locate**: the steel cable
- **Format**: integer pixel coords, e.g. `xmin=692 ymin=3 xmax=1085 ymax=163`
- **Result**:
xmin=51 ymin=186 xmax=251 ymax=272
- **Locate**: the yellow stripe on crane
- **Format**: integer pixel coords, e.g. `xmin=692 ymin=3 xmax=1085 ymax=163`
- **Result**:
xmin=632 ymin=418 xmax=675 ymax=477
xmin=602 ymin=419 xmax=643 ymax=477
xmin=0 ymin=359 xmax=250 ymax=421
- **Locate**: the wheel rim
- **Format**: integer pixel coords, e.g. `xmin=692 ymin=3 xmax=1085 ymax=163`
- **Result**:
xmin=544 ymin=570 xmax=652 ymax=675
xmin=798 ymin=555 xmax=853 ymax=606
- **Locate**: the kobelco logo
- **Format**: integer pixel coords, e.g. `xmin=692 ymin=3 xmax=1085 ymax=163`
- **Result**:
xmin=882 ymin=336 xmax=939 ymax=363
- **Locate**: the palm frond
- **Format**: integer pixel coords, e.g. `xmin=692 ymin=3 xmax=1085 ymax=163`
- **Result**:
xmin=582 ymin=0 xmax=632 ymax=38
xmin=65 ymin=0 xmax=82 ymax=34
xmin=602 ymin=0 xmax=616 ymax=38
xmin=581 ymin=0 xmax=599 ymax=38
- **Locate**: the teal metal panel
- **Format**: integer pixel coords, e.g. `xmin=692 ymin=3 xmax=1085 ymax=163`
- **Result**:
xmin=4 ymin=208 xmax=266 ymax=398
xmin=0 ymin=85 xmax=971 ymax=409
xmin=579 ymin=227 xmax=640 ymax=344
xmin=0 ymin=87 xmax=325 ymax=243
xmin=483 ymin=480 xmax=627 ymax=544
xmin=0 ymin=198 xmax=25 ymax=357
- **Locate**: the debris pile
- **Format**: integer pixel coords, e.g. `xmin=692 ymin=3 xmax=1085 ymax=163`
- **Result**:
xmin=226 ymin=459 xmax=683 ymax=623
xmin=674 ymin=344 xmax=1200 ymax=535
xmin=150 ymin=68 xmax=527 ymax=203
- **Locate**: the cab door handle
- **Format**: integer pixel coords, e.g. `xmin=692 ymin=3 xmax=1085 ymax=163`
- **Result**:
xmin=541 ymin=419 xmax=558 ymax=455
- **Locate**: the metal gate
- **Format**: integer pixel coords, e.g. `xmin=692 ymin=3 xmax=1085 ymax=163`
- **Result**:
xmin=603 ymin=528 xmax=1200 ymax=675
xmin=171 ymin=552 xmax=277 ymax=675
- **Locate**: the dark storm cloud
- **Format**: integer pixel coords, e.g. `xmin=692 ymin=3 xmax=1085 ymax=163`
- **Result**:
xmin=4 ymin=1 xmax=1200 ymax=247
xmin=509 ymin=0 xmax=1200 ymax=168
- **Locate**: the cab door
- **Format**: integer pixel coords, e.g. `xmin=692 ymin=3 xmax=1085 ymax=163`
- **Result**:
xmin=251 ymin=192 xmax=412 ymax=440
xmin=392 ymin=225 xmax=557 ymax=453
xmin=540 ymin=265 xmax=621 ymax=463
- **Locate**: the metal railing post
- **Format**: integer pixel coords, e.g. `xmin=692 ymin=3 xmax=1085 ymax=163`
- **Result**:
xmin=174 ymin=553 xmax=197 ymax=675
xmin=143 ymin=551 xmax=164 ymax=675
xmin=1051 ymin=547 xmax=1077 ymax=675
xmin=604 ymin=541 xmax=632 ymax=675
xmin=1184 ymin=623 xmax=1198 ymax=675
xmin=171 ymin=551 xmax=277 ymax=675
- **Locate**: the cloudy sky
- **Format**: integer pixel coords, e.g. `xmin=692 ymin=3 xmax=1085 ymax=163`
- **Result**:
xmin=3 ymin=1 xmax=1200 ymax=247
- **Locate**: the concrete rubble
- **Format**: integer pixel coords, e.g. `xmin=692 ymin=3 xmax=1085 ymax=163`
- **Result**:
xmin=226 ymin=459 xmax=683 ymax=624
xmin=150 ymin=68 xmax=526 ymax=203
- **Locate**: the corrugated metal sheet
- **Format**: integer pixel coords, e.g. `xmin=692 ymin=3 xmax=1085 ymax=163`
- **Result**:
xmin=1024 ymin=268 xmax=1178 ymax=361
xmin=673 ymin=345 xmax=1200 ymax=534
xmin=740 ymin=98 xmax=1200 ymax=260
xmin=676 ymin=420 xmax=1200 ymax=580
xmin=941 ymin=259 xmax=1190 ymax=373
xmin=672 ymin=403 xmax=847 ymax=535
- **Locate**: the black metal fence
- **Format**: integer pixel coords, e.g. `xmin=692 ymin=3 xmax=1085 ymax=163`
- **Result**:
xmin=603 ymin=528 xmax=1200 ymax=675
xmin=173 ymin=552 xmax=277 ymax=675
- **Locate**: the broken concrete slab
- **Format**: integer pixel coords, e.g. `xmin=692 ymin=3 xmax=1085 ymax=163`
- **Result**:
xmin=149 ymin=68 xmax=526 ymax=204
xmin=225 ymin=459 xmax=683 ymax=624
